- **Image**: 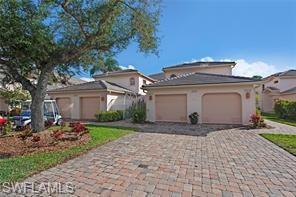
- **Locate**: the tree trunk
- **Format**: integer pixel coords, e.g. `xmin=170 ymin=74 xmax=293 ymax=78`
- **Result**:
xmin=30 ymin=72 xmax=49 ymax=132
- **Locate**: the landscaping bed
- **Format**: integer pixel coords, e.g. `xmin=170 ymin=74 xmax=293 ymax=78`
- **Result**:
xmin=0 ymin=129 xmax=90 ymax=158
xmin=260 ymin=133 xmax=296 ymax=156
xmin=0 ymin=125 xmax=133 ymax=183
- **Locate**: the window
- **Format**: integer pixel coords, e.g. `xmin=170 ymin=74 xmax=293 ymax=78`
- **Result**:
xmin=143 ymin=79 xmax=147 ymax=85
xmin=129 ymin=77 xmax=135 ymax=85
xmin=170 ymin=74 xmax=177 ymax=78
xmin=274 ymin=80 xmax=279 ymax=84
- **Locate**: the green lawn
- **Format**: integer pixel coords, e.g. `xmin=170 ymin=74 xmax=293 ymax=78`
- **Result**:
xmin=262 ymin=113 xmax=296 ymax=127
xmin=260 ymin=134 xmax=296 ymax=156
xmin=0 ymin=125 xmax=133 ymax=183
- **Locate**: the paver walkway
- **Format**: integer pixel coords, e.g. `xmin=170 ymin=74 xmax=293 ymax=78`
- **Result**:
xmin=8 ymin=121 xmax=296 ymax=196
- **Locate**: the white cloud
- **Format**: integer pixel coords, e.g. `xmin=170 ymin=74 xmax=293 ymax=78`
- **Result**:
xmin=186 ymin=56 xmax=292 ymax=78
xmin=232 ymin=59 xmax=281 ymax=77
xmin=200 ymin=56 xmax=214 ymax=62
xmin=80 ymin=77 xmax=95 ymax=82
xmin=119 ymin=64 xmax=135 ymax=70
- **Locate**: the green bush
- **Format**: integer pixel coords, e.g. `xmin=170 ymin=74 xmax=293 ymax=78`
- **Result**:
xmin=274 ymin=100 xmax=296 ymax=120
xmin=95 ymin=110 xmax=123 ymax=122
xmin=127 ymin=100 xmax=146 ymax=123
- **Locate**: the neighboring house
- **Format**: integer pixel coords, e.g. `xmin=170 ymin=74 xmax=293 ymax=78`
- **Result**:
xmin=144 ymin=62 xmax=260 ymax=125
xmin=47 ymin=69 xmax=155 ymax=120
xmin=258 ymin=69 xmax=296 ymax=113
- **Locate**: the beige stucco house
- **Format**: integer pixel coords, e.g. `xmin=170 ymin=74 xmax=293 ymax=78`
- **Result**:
xmin=258 ymin=70 xmax=296 ymax=113
xmin=48 ymin=69 xmax=155 ymax=120
xmin=144 ymin=62 xmax=260 ymax=125
xmin=48 ymin=61 xmax=260 ymax=125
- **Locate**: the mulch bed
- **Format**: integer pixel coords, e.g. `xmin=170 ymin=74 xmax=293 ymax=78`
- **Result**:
xmin=0 ymin=130 xmax=91 ymax=158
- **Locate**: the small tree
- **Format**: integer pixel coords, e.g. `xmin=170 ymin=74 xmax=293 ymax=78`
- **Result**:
xmin=0 ymin=87 xmax=30 ymax=108
xmin=0 ymin=0 xmax=161 ymax=131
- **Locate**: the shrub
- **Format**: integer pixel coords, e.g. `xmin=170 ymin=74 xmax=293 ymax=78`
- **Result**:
xmin=50 ymin=129 xmax=64 ymax=140
xmin=129 ymin=100 xmax=146 ymax=123
xmin=69 ymin=122 xmax=88 ymax=134
xmin=250 ymin=114 xmax=266 ymax=128
xmin=189 ymin=112 xmax=199 ymax=124
xmin=256 ymin=108 xmax=261 ymax=115
xmin=2 ymin=120 xmax=13 ymax=135
xmin=31 ymin=135 xmax=41 ymax=143
xmin=95 ymin=110 xmax=123 ymax=122
xmin=274 ymin=100 xmax=296 ymax=120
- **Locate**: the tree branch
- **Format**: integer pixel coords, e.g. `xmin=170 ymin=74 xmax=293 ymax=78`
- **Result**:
xmin=60 ymin=0 xmax=88 ymax=38
xmin=48 ymin=0 xmax=122 ymax=67
xmin=0 ymin=59 xmax=36 ymax=93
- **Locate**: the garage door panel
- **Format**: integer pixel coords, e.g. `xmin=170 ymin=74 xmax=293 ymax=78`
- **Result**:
xmin=202 ymin=93 xmax=242 ymax=124
xmin=155 ymin=94 xmax=187 ymax=122
xmin=80 ymin=97 xmax=100 ymax=120
xmin=56 ymin=98 xmax=71 ymax=119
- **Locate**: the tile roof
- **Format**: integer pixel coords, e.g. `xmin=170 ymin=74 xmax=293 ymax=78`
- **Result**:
xmin=265 ymin=69 xmax=296 ymax=79
xmin=148 ymin=72 xmax=166 ymax=81
xmin=47 ymin=77 xmax=86 ymax=91
xmin=163 ymin=61 xmax=236 ymax=70
xmin=143 ymin=72 xmax=259 ymax=88
xmin=93 ymin=69 xmax=137 ymax=78
xmin=93 ymin=69 xmax=156 ymax=82
xmin=281 ymin=87 xmax=296 ymax=95
xmin=48 ymin=80 xmax=133 ymax=93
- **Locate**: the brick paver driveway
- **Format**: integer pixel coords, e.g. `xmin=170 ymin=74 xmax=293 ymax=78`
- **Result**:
xmin=22 ymin=121 xmax=296 ymax=196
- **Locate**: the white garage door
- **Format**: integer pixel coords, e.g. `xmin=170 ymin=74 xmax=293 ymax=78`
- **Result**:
xmin=202 ymin=93 xmax=242 ymax=124
xmin=56 ymin=97 xmax=71 ymax=119
xmin=155 ymin=94 xmax=187 ymax=122
xmin=80 ymin=97 xmax=100 ymax=120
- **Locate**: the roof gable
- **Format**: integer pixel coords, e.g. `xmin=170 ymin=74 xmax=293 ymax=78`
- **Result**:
xmin=48 ymin=80 xmax=133 ymax=93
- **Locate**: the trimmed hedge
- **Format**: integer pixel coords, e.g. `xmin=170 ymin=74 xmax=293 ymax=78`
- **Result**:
xmin=95 ymin=110 xmax=123 ymax=122
xmin=274 ymin=100 xmax=296 ymax=120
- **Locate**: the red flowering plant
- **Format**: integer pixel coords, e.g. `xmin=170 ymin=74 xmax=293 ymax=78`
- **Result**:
xmin=31 ymin=135 xmax=41 ymax=142
xmin=50 ymin=129 xmax=64 ymax=140
xmin=69 ymin=122 xmax=89 ymax=135
xmin=250 ymin=114 xmax=266 ymax=129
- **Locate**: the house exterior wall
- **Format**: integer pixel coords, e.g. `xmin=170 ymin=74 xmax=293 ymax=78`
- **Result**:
xmin=164 ymin=65 xmax=232 ymax=78
xmin=279 ymin=93 xmax=296 ymax=101
xmin=260 ymin=76 xmax=296 ymax=112
xmin=261 ymin=93 xmax=275 ymax=113
xmin=146 ymin=84 xmax=256 ymax=125
xmin=94 ymin=73 xmax=154 ymax=95
xmin=263 ymin=77 xmax=296 ymax=92
xmin=106 ymin=93 xmax=134 ymax=111
xmin=48 ymin=91 xmax=107 ymax=120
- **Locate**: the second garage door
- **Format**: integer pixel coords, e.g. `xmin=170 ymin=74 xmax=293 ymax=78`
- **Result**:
xmin=202 ymin=93 xmax=242 ymax=124
xmin=80 ymin=97 xmax=100 ymax=120
xmin=155 ymin=94 xmax=187 ymax=122
xmin=56 ymin=97 xmax=71 ymax=119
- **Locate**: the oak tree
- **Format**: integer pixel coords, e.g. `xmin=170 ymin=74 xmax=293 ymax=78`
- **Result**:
xmin=0 ymin=0 xmax=160 ymax=131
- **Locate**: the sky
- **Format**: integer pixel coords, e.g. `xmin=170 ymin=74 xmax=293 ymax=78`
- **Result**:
xmin=81 ymin=0 xmax=296 ymax=81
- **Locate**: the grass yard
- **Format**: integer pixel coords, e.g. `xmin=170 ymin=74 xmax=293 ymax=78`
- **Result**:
xmin=262 ymin=113 xmax=296 ymax=127
xmin=0 ymin=125 xmax=133 ymax=183
xmin=260 ymin=133 xmax=296 ymax=156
